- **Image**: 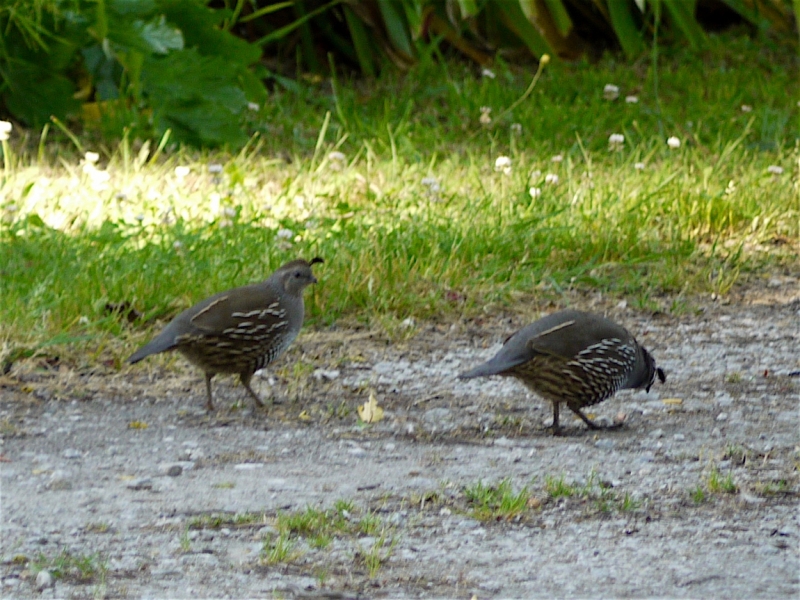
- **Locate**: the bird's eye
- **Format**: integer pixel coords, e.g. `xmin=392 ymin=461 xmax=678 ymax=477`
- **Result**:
xmin=294 ymin=271 xmax=302 ymax=278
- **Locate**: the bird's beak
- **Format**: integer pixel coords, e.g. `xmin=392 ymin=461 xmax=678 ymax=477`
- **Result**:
xmin=311 ymin=276 xmax=318 ymax=284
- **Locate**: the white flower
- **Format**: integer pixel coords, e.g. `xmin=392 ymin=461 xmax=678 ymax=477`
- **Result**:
xmin=173 ymin=240 xmax=183 ymax=250
xmin=480 ymin=106 xmax=492 ymax=126
xmin=603 ymin=84 xmax=619 ymax=101
xmin=208 ymin=163 xmax=223 ymax=174
xmin=494 ymin=156 xmax=512 ymax=175
xmin=134 ymin=214 xmax=145 ymax=222
xmin=277 ymin=228 xmax=294 ymax=240
xmin=625 ymin=95 xmax=639 ymax=103
xmin=634 ymin=162 xmax=645 ymax=170
xmin=421 ymin=176 xmax=441 ymax=193
xmin=767 ymin=165 xmax=783 ymax=175
xmin=84 ymin=151 xmax=100 ymax=164
xmin=510 ymin=123 xmax=522 ymax=135
xmin=608 ymin=133 xmax=625 ymax=149
xmin=0 ymin=120 xmax=12 ymax=141
xmin=545 ymin=173 xmax=559 ymax=185
xmin=667 ymin=136 xmax=681 ymax=149
xmin=551 ymin=154 xmax=563 ymax=163
xmin=328 ymin=151 xmax=346 ymax=162
xmin=530 ymin=170 xmax=541 ymax=180
xmin=174 ymin=166 xmax=191 ymax=178
xmin=740 ymin=105 xmax=752 ymax=113
xmin=529 ymin=187 xmax=541 ymax=198
xmin=247 ymin=102 xmax=260 ymax=111
xmin=481 ymin=68 xmax=496 ymax=79
xmin=223 ymin=207 xmax=236 ymax=218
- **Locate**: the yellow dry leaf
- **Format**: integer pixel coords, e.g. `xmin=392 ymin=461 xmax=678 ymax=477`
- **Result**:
xmin=357 ymin=391 xmax=384 ymax=424
xmin=128 ymin=421 xmax=148 ymax=429
xmin=662 ymin=398 xmax=683 ymax=405
xmin=298 ymin=410 xmax=311 ymax=421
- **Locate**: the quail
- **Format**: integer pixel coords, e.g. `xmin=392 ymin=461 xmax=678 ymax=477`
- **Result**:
xmin=459 ymin=309 xmax=666 ymax=434
xmin=127 ymin=257 xmax=323 ymax=410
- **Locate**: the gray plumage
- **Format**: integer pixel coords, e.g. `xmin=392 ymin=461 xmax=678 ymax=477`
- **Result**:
xmin=459 ymin=309 xmax=665 ymax=434
xmin=128 ymin=257 xmax=323 ymax=410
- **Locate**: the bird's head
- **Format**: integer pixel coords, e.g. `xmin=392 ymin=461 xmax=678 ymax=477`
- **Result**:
xmin=278 ymin=257 xmax=323 ymax=295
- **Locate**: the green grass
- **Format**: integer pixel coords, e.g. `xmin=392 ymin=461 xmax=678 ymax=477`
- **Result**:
xmin=464 ymin=478 xmax=530 ymax=521
xmin=187 ymin=512 xmax=265 ymax=529
xmin=544 ymin=474 xmax=576 ymax=499
xmin=706 ymin=467 xmax=739 ymax=494
xmin=0 ymin=34 xmax=797 ymax=363
xmin=30 ymin=549 xmax=107 ymax=584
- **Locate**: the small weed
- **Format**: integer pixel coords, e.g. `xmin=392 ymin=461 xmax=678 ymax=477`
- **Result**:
xmin=261 ymin=531 xmax=299 ymax=565
xmin=359 ymin=535 xmax=397 ymax=579
xmin=212 ymin=481 xmax=235 ymax=489
xmin=691 ymin=486 xmax=706 ymax=504
xmin=188 ymin=512 xmax=264 ymax=529
xmin=179 ymin=527 xmax=191 ymax=553
xmin=464 ymin=479 xmax=529 ymax=521
xmin=594 ymin=486 xmax=615 ymax=513
xmin=84 ymin=522 xmax=111 ymax=534
xmin=723 ymin=444 xmax=748 ymax=466
xmin=618 ymin=492 xmax=642 ymax=512
xmin=358 ymin=512 xmax=382 ymax=536
xmin=314 ymin=567 xmax=329 ymax=587
xmin=544 ymin=475 xmax=576 ymax=499
xmin=756 ymin=479 xmax=790 ymax=495
xmin=725 ymin=372 xmax=743 ymax=384
xmin=326 ymin=400 xmax=351 ymax=419
xmin=31 ymin=549 xmax=107 ymax=584
xmin=707 ymin=468 xmax=738 ymax=494
xmin=409 ymin=489 xmax=441 ymax=510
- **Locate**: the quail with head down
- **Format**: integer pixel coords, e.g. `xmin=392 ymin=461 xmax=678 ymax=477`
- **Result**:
xmin=128 ymin=257 xmax=323 ymax=410
xmin=459 ymin=309 xmax=665 ymax=434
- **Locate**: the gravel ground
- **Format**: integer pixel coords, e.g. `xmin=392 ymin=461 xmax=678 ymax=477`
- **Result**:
xmin=1 ymin=291 xmax=798 ymax=599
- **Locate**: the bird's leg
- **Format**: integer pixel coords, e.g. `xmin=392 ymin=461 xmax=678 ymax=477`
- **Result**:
xmin=204 ymin=373 xmax=215 ymax=411
xmin=550 ymin=401 xmax=563 ymax=436
xmin=240 ymin=372 xmax=266 ymax=408
xmin=567 ymin=404 xmax=601 ymax=430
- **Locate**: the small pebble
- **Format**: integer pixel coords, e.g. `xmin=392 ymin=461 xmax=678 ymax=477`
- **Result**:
xmin=716 ymin=413 xmax=729 ymax=422
xmin=36 ymin=570 xmax=54 ymax=590
xmin=61 ymin=449 xmax=81 ymax=459
xmin=126 ymin=478 xmax=153 ymax=491
xmin=673 ymin=433 xmax=685 ymax=441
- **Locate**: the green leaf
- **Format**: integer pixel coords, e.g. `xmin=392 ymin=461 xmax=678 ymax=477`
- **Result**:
xmin=142 ymin=48 xmax=249 ymax=147
xmin=376 ymin=0 xmax=414 ymax=58
xmin=344 ymin=5 xmax=376 ymax=77
xmin=2 ymin=58 xmax=80 ymax=127
xmin=503 ymin=1 xmax=551 ymax=57
xmin=542 ymin=0 xmax=573 ymax=37
xmin=457 ymin=0 xmax=480 ymax=18
xmin=607 ymin=0 xmax=645 ymax=58
xmin=662 ymin=0 xmax=705 ymax=49
xmin=158 ymin=0 xmax=261 ymax=65
xmin=110 ymin=0 xmax=158 ymax=17
xmin=136 ymin=15 xmax=183 ymax=54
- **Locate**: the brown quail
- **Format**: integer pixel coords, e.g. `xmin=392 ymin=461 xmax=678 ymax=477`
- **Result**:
xmin=127 ymin=257 xmax=323 ymax=410
xmin=459 ymin=309 xmax=666 ymax=434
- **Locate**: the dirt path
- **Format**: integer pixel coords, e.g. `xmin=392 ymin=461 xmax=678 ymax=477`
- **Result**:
xmin=1 ymin=295 xmax=798 ymax=598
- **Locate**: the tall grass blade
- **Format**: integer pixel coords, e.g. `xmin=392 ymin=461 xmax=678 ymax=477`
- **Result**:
xmin=344 ymin=5 xmax=376 ymax=77
xmin=607 ymin=0 xmax=645 ymax=58
xmin=662 ymin=0 xmax=706 ymax=49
